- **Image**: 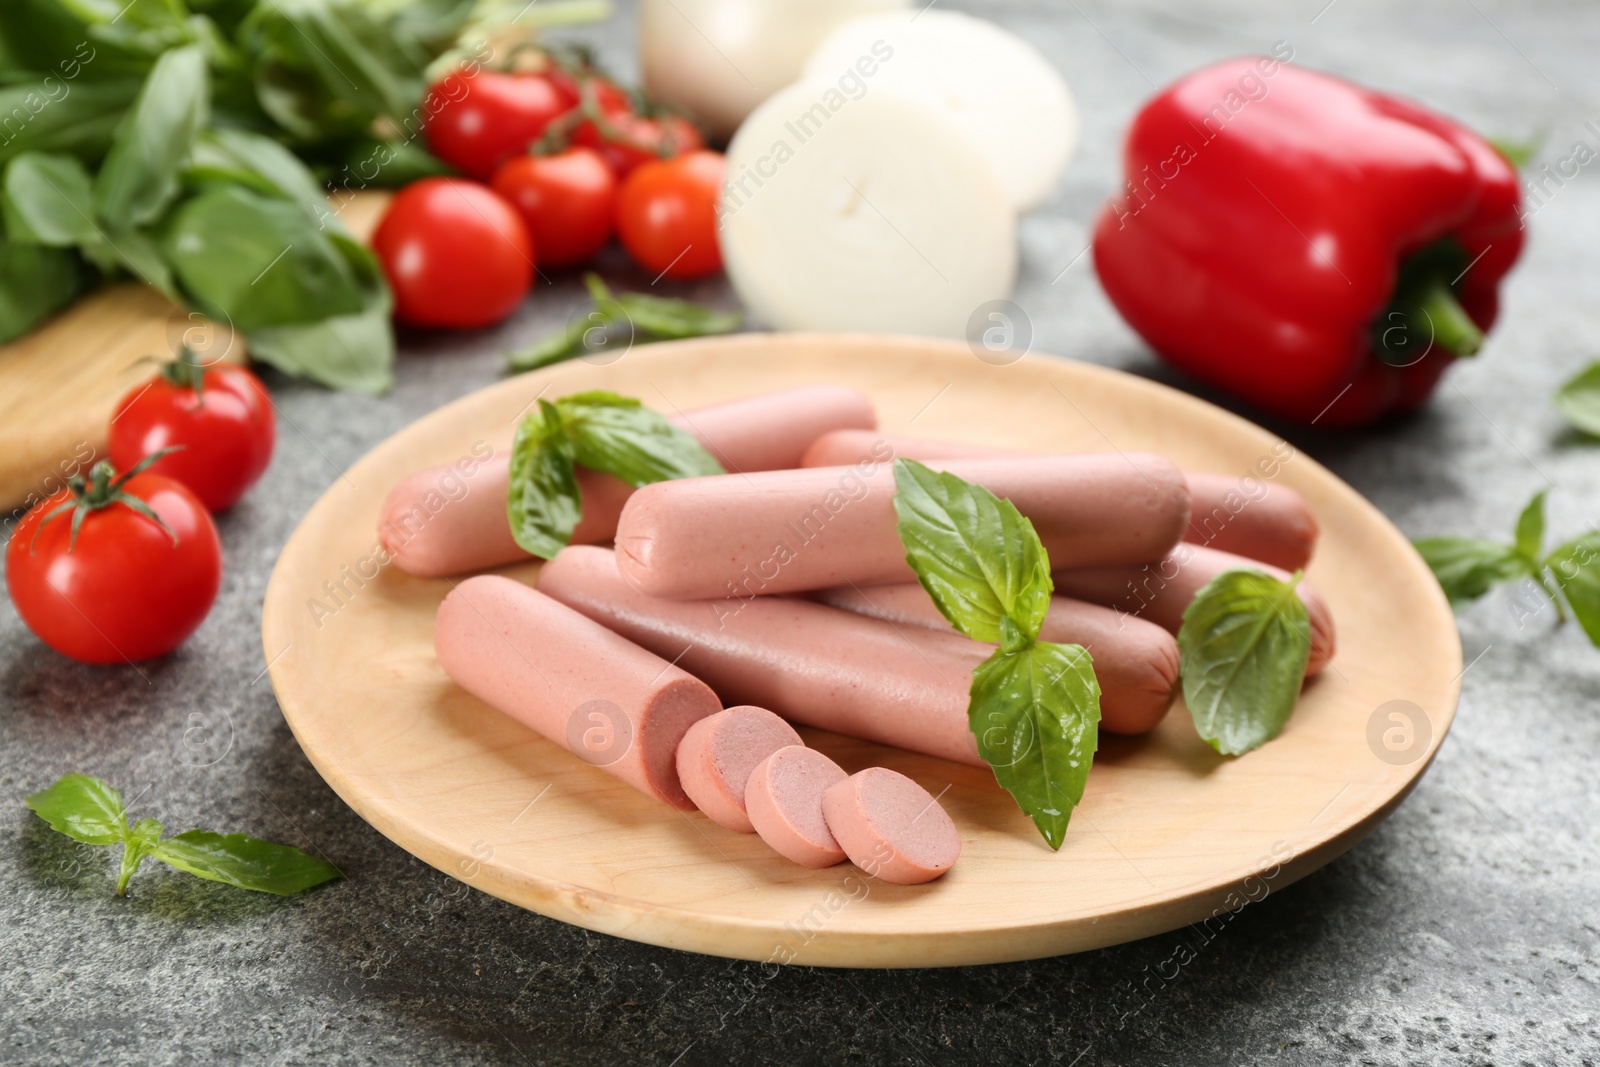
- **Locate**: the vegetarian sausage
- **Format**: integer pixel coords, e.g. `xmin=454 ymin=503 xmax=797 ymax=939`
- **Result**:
xmin=799 ymin=429 xmax=1318 ymax=570
xmin=675 ymin=705 xmax=803 ymax=833
xmin=614 ymin=452 xmax=1190 ymax=600
xmin=536 ymin=546 xmax=991 ymax=766
xmin=434 ymin=574 xmax=722 ymax=808
xmin=822 ymin=768 xmax=961 ymax=885
xmin=745 ymin=746 xmax=849 ymax=868
xmin=380 ymin=385 xmax=877 ymax=577
xmin=1052 ymin=543 xmax=1337 ymax=675
xmin=813 ymin=582 xmax=1177 ymax=735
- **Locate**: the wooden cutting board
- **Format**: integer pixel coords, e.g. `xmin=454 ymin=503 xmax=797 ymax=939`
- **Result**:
xmin=0 ymin=192 xmax=390 ymax=514
xmin=262 ymin=334 xmax=1461 ymax=967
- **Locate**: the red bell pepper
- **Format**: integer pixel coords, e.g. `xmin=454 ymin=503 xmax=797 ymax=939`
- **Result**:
xmin=1093 ymin=57 xmax=1524 ymax=427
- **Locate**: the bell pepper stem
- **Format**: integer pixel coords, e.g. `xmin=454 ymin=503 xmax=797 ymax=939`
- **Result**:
xmin=1417 ymin=280 xmax=1483 ymax=358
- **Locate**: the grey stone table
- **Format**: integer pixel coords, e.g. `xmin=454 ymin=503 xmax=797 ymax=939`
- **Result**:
xmin=4 ymin=1 xmax=1597 ymax=1063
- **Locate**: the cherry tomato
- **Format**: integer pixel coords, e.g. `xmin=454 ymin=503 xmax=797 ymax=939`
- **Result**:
xmin=422 ymin=69 xmax=573 ymax=180
xmin=572 ymin=81 xmax=704 ymax=178
xmin=490 ymin=148 xmax=617 ymax=268
xmin=615 ymin=150 xmax=725 ymax=279
xmin=108 ymin=357 xmax=275 ymax=512
xmin=372 ymin=178 xmax=534 ymax=330
xmin=6 ymin=460 xmax=222 ymax=664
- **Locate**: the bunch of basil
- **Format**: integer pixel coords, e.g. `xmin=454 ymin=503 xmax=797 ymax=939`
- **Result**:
xmin=0 ymin=0 xmax=482 ymax=391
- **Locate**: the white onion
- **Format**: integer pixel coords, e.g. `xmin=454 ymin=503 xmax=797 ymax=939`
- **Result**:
xmin=637 ymin=0 xmax=910 ymax=141
xmin=719 ymin=79 xmax=1016 ymax=338
xmin=803 ymin=9 xmax=1078 ymax=212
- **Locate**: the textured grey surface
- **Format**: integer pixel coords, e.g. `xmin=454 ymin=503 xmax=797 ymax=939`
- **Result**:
xmin=4 ymin=0 xmax=1599 ymax=1064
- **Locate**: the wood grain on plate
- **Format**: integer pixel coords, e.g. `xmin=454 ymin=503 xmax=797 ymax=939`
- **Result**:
xmin=0 ymin=191 xmax=389 ymax=513
xmin=262 ymin=334 xmax=1460 ymax=968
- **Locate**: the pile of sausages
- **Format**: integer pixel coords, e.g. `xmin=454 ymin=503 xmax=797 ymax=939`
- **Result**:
xmin=384 ymin=386 xmax=1337 ymax=884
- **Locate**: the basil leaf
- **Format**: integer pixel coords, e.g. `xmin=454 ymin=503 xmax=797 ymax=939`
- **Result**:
xmin=1555 ymin=361 xmax=1600 ymax=437
xmin=80 ymin=225 xmax=178 ymax=299
xmin=1178 ymin=569 xmax=1312 ymax=756
xmin=246 ymin=236 xmax=394 ymax=393
xmin=94 ymin=44 xmax=208 ymax=229
xmin=151 ymin=829 xmax=342 ymax=896
xmin=163 ymin=184 xmax=366 ymax=332
xmin=507 ymin=399 xmax=583 ymax=558
xmin=186 ymin=127 xmax=335 ymax=227
xmin=892 ymin=458 xmax=1052 ymax=647
xmin=506 ymin=318 xmax=598 ymax=372
xmin=0 ymin=229 xmax=82 ymax=344
xmin=1414 ymin=536 xmax=1525 ymax=609
xmin=1546 ymin=531 xmax=1600 ymax=647
xmin=613 ymin=291 xmax=742 ymax=340
xmin=1513 ymin=489 xmax=1547 ymax=564
xmin=0 ymin=79 xmax=145 ymax=168
xmin=116 ymin=816 xmax=163 ymax=897
xmin=1 ymin=153 xmax=97 ymax=246
xmin=969 ymin=642 xmax=1101 ymax=850
xmin=24 ymin=773 xmax=129 ymax=846
xmin=560 ymin=391 xmax=725 ymax=487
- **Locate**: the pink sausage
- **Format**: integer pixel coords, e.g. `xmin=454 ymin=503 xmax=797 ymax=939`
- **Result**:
xmin=614 ymin=453 xmax=1191 ymax=600
xmin=800 ymin=428 xmax=1318 ymax=571
xmin=745 ymin=746 xmax=848 ymax=868
xmin=1052 ymin=544 xmax=1337 ymax=675
xmin=813 ymin=583 xmax=1178 ymax=735
xmin=380 ymin=385 xmax=877 ymax=578
xmin=675 ymin=706 xmax=803 ymax=833
xmin=822 ymin=768 xmax=961 ymax=884
xmin=434 ymin=574 xmax=721 ymax=808
xmin=536 ymin=546 xmax=991 ymax=767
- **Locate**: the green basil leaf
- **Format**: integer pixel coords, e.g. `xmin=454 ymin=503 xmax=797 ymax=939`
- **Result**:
xmin=1413 ymin=536 xmax=1525 ymax=609
xmin=1513 ymin=489 xmax=1547 ymax=564
xmin=0 ymin=230 xmax=82 ymax=343
xmin=969 ymin=641 xmax=1100 ymax=849
xmin=560 ymin=390 xmax=725 ymax=487
xmin=506 ymin=318 xmax=597 ymax=372
xmin=245 ymin=236 xmax=394 ymax=392
xmin=507 ymin=399 xmax=583 ymax=558
xmin=151 ymin=829 xmax=342 ymax=895
xmin=1555 ymin=361 xmax=1600 ymax=437
xmin=116 ymin=816 xmax=163 ymax=896
xmin=333 ymin=135 xmax=459 ymax=187
xmin=80 ymin=225 xmax=178 ymax=299
xmin=1 ymin=153 xmax=97 ymax=246
xmin=892 ymin=458 xmax=1052 ymax=647
xmin=0 ymin=79 xmax=145 ymax=168
xmin=164 ymin=184 xmax=366 ymax=332
xmin=1178 ymin=568 xmax=1312 ymax=756
xmin=1546 ymin=531 xmax=1600 ymax=647
xmin=613 ymin=291 xmax=742 ymax=340
xmin=93 ymin=44 xmax=208 ymax=229
xmin=24 ymin=773 xmax=129 ymax=846
xmin=186 ymin=127 xmax=335 ymax=228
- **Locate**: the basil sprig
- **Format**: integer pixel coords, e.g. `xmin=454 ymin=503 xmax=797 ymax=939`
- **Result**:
xmin=1416 ymin=488 xmax=1600 ymax=643
xmin=507 ymin=390 xmax=724 ymax=558
xmin=1176 ymin=569 xmax=1313 ymax=756
xmin=1555 ymin=361 xmax=1600 ymax=437
xmin=26 ymin=774 xmax=341 ymax=897
xmin=892 ymin=458 xmax=1101 ymax=850
xmin=507 ymin=275 xmax=742 ymax=372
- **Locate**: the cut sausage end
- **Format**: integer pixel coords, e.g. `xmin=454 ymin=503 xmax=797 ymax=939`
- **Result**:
xmin=745 ymin=746 xmax=849 ymax=867
xmin=822 ymin=768 xmax=960 ymax=884
xmin=676 ymin=706 xmax=804 ymax=833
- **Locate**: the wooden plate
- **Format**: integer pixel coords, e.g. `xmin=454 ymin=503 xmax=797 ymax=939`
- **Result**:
xmin=262 ymin=334 xmax=1459 ymax=968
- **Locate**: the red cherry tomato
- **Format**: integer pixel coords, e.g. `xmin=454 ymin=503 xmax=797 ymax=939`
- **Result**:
xmin=615 ymin=150 xmax=725 ymax=279
xmin=490 ymin=148 xmax=617 ymax=268
xmin=108 ymin=358 xmax=275 ymax=512
xmin=372 ymin=178 xmax=534 ymax=330
xmin=572 ymin=82 xmax=704 ymax=178
xmin=6 ymin=462 xmax=222 ymax=664
xmin=422 ymin=69 xmax=573 ymax=180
